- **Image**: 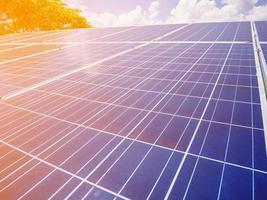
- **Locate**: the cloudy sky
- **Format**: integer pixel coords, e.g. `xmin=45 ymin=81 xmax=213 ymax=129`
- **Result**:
xmin=65 ymin=0 xmax=267 ymax=27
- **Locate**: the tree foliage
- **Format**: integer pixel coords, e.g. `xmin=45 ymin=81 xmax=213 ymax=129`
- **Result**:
xmin=0 ymin=0 xmax=92 ymax=34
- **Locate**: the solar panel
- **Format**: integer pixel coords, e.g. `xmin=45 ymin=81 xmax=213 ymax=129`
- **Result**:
xmin=98 ymin=24 xmax=185 ymax=41
xmin=0 ymin=43 xmax=137 ymax=98
xmin=12 ymin=27 xmax=135 ymax=44
xmin=0 ymin=27 xmax=138 ymax=44
xmin=0 ymin=31 xmax=59 ymax=43
xmin=160 ymin=22 xmax=252 ymax=42
xmin=0 ymin=45 xmax=24 ymax=51
xmin=255 ymin=21 xmax=267 ymax=41
xmin=0 ymin=21 xmax=266 ymax=199
xmin=261 ymin=44 xmax=267 ymax=60
xmin=0 ymin=44 xmax=65 ymax=61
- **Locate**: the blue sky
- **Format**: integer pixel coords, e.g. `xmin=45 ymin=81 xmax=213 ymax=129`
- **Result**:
xmin=65 ymin=0 xmax=267 ymax=27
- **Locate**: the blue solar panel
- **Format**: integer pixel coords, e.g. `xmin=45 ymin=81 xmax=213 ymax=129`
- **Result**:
xmin=160 ymin=22 xmax=252 ymax=42
xmin=0 ymin=22 xmax=266 ymax=199
xmin=98 ymin=24 xmax=185 ymax=41
xmin=255 ymin=21 xmax=267 ymax=41
xmin=261 ymin=44 xmax=267 ymax=61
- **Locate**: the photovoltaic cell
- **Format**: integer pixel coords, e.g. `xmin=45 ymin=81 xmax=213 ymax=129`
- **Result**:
xmin=261 ymin=44 xmax=267 ymax=61
xmin=98 ymin=24 xmax=185 ymax=41
xmin=160 ymin=22 xmax=252 ymax=42
xmin=0 ymin=27 xmax=133 ymax=44
xmin=0 ymin=21 xmax=266 ymax=200
xmin=16 ymin=27 xmax=133 ymax=44
xmin=0 ymin=45 xmax=23 ymax=51
xmin=0 ymin=43 xmax=137 ymax=97
xmin=0 ymin=44 xmax=65 ymax=61
xmin=0 ymin=31 xmax=64 ymax=43
xmin=255 ymin=21 xmax=267 ymax=41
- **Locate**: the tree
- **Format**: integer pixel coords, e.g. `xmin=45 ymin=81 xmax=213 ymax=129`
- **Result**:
xmin=0 ymin=0 xmax=92 ymax=34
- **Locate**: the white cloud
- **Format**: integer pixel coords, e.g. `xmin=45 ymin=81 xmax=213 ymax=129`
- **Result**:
xmin=222 ymin=0 xmax=257 ymax=14
xmin=248 ymin=4 xmax=267 ymax=20
xmin=87 ymin=1 xmax=161 ymax=27
xmin=149 ymin=1 xmax=160 ymax=19
xmin=79 ymin=0 xmax=267 ymax=27
xmin=166 ymin=0 xmax=267 ymax=23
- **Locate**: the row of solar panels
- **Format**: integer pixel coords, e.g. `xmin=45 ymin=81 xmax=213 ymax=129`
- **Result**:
xmin=0 ymin=21 xmax=264 ymax=43
xmin=0 ymin=22 xmax=267 ymax=199
xmin=0 ymin=21 xmax=267 ymax=100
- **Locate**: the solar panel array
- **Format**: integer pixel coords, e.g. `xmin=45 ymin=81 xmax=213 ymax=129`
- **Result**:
xmin=0 ymin=21 xmax=266 ymax=200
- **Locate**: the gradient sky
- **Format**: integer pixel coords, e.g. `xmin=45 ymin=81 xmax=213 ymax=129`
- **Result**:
xmin=67 ymin=0 xmax=176 ymax=19
xmin=65 ymin=0 xmax=267 ymax=27
xmin=67 ymin=0 xmax=267 ymax=15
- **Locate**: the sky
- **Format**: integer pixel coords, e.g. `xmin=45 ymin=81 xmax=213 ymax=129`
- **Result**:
xmin=64 ymin=0 xmax=267 ymax=27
